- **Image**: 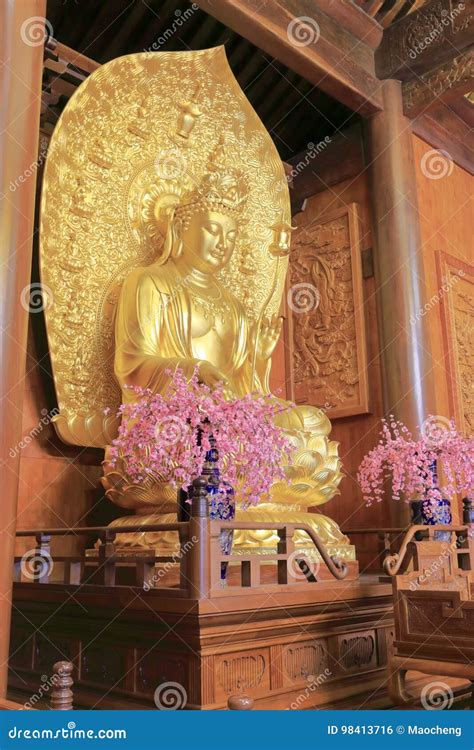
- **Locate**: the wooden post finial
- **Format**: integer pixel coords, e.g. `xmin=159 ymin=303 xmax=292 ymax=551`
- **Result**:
xmin=227 ymin=694 xmax=254 ymax=710
xmin=50 ymin=661 xmax=74 ymax=710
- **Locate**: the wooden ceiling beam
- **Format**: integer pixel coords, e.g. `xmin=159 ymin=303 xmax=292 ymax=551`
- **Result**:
xmin=403 ymin=47 xmax=474 ymax=117
xmin=194 ymin=0 xmax=383 ymax=115
xmin=376 ymin=0 xmax=474 ymax=81
xmin=304 ymin=0 xmax=383 ymax=49
xmin=411 ymin=104 xmax=474 ymax=174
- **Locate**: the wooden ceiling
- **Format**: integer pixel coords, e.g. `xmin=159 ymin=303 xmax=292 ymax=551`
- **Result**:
xmin=44 ymin=0 xmax=358 ymax=161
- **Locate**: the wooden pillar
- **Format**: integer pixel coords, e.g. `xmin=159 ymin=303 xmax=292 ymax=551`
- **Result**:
xmin=0 ymin=0 xmax=45 ymax=698
xmin=366 ymin=80 xmax=437 ymax=524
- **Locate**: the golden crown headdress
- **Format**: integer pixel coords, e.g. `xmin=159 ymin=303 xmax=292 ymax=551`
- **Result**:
xmin=174 ymin=136 xmax=249 ymax=221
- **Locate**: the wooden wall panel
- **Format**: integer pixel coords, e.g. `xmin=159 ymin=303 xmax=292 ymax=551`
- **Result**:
xmin=280 ymin=172 xmax=388 ymax=548
xmin=436 ymin=251 xmax=473 ymax=435
xmin=411 ymin=134 xmax=473 ymax=521
xmin=412 ymin=134 xmax=473 ymax=434
xmin=288 ymin=203 xmax=369 ymax=419
xmin=15 ymin=323 xmax=103 ymax=560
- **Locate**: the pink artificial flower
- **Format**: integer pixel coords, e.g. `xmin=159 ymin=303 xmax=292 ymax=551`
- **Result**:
xmin=110 ymin=367 xmax=292 ymax=506
xmin=357 ymin=415 xmax=473 ymax=514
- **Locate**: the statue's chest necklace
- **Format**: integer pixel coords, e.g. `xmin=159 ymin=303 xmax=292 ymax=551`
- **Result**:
xmin=189 ymin=289 xmax=231 ymax=336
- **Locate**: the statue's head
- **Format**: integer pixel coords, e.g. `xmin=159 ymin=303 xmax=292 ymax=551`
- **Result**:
xmin=175 ymin=208 xmax=238 ymax=273
xmin=159 ymin=138 xmax=249 ymax=272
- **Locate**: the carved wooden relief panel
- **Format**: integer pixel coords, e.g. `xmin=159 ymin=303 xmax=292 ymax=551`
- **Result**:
xmin=214 ymin=649 xmax=269 ymax=701
xmin=436 ymin=250 xmax=473 ymax=433
xmin=338 ymin=631 xmax=377 ymax=671
xmin=283 ymin=640 xmax=329 ymax=683
xmin=287 ymin=204 xmax=369 ymax=419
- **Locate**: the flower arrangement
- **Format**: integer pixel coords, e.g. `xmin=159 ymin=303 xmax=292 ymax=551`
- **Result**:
xmin=357 ymin=415 xmax=473 ymax=515
xmin=108 ymin=367 xmax=291 ymax=506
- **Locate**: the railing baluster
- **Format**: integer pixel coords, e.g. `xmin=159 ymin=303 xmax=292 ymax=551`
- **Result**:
xmin=277 ymin=527 xmax=288 ymax=584
xmin=35 ymin=533 xmax=51 ymax=584
xmin=97 ymin=530 xmax=116 ymax=586
xmin=50 ymin=661 xmax=74 ymax=710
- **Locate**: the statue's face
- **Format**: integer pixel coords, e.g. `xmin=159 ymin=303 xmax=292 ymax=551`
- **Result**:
xmin=179 ymin=210 xmax=237 ymax=272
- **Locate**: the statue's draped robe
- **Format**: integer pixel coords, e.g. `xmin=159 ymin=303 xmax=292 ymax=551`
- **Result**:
xmin=112 ymin=262 xmax=351 ymax=553
xmin=114 ymin=261 xmax=260 ymax=399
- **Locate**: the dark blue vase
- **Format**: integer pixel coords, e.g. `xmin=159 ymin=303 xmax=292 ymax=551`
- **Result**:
xmin=205 ymin=446 xmax=235 ymax=583
xmin=421 ymin=460 xmax=452 ymax=541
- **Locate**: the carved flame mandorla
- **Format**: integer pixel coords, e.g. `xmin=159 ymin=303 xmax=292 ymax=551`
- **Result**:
xmin=40 ymin=47 xmax=290 ymax=447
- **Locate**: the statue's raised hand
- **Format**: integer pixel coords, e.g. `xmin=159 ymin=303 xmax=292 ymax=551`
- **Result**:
xmin=252 ymin=315 xmax=283 ymax=362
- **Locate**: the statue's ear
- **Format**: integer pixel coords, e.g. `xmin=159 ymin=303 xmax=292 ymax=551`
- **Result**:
xmin=169 ymin=217 xmax=183 ymax=259
xmin=161 ymin=217 xmax=183 ymax=263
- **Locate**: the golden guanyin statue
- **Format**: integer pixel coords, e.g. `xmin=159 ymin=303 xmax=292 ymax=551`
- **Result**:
xmin=39 ymin=47 xmax=355 ymax=562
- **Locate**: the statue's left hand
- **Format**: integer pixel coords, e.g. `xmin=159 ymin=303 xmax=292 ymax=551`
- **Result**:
xmin=252 ymin=315 xmax=283 ymax=361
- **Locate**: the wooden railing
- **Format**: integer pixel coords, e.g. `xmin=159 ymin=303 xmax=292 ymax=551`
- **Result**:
xmin=383 ymin=525 xmax=470 ymax=576
xmin=0 ymin=661 xmax=74 ymax=710
xmin=14 ymin=476 xmax=349 ymax=597
xmin=341 ymin=527 xmax=407 ymax=573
